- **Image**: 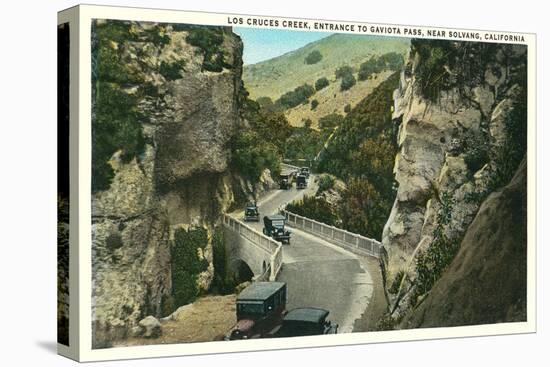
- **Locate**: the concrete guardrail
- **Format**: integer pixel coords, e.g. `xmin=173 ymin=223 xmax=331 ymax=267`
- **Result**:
xmin=222 ymin=214 xmax=283 ymax=281
xmin=281 ymin=209 xmax=382 ymax=258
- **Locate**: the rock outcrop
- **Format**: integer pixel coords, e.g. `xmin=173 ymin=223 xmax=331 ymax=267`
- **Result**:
xmin=381 ymin=41 xmax=528 ymax=321
xmin=401 ymin=158 xmax=527 ymax=327
xmin=91 ymin=22 xmax=244 ymax=347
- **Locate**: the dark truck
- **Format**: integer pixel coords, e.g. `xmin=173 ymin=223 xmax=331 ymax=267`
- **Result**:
xmin=300 ymin=167 xmax=310 ymax=179
xmin=273 ymin=307 xmax=338 ymax=338
xmin=244 ymin=202 xmax=260 ymax=222
xmin=225 ymin=282 xmax=287 ymax=340
xmin=279 ymin=173 xmax=293 ymax=190
xmin=296 ymin=174 xmax=307 ymax=189
xmin=263 ymin=214 xmax=291 ymax=244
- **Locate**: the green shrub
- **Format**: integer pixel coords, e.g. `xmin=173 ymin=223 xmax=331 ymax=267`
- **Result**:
xmin=143 ymin=27 xmax=171 ymax=46
xmin=171 ymin=227 xmax=209 ymax=307
xmin=410 ymin=39 xmax=513 ymax=102
xmin=286 ymin=195 xmax=338 ymax=226
xmin=231 ymin=130 xmax=281 ymax=183
xmin=284 ymin=124 xmax=323 ymax=162
xmin=92 ymin=81 xmax=145 ymax=192
xmin=311 ymin=99 xmax=319 ymax=110
xmin=159 ymin=59 xmax=186 ymax=80
xmin=375 ymin=314 xmax=398 ymax=331
xmin=381 ymin=52 xmax=405 ymax=71
xmin=318 ymin=113 xmax=344 ymax=130
xmin=305 ymin=50 xmax=323 ymax=64
xmin=211 ymin=227 xmax=239 ymax=294
xmin=464 ymin=139 xmax=489 ymax=174
xmin=277 ymin=84 xmax=315 ymax=109
xmin=317 ymin=175 xmax=335 ymax=194
xmin=358 ymin=56 xmax=385 ymax=81
xmin=105 ymin=233 xmax=123 ymax=251
xmin=489 ymin=90 xmax=527 ymax=190
xmin=340 ymin=73 xmax=356 ymax=91
xmin=413 ymin=191 xmax=460 ymax=304
xmin=340 ymin=177 xmax=390 ymax=240
xmin=186 ymin=27 xmax=231 ymax=72
xmin=91 ymin=21 xmax=147 ymax=192
xmin=315 ymin=77 xmax=329 ymax=91
xmin=388 ymin=270 xmax=405 ymax=295
xmin=335 ymin=65 xmax=353 ymax=79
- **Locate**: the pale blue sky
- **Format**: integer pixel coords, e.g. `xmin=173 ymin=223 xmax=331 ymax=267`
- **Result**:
xmin=234 ymin=27 xmax=333 ymax=65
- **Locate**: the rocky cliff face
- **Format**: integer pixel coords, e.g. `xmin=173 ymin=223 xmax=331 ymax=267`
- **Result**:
xmin=401 ymin=158 xmax=527 ymax=327
xmin=91 ymin=22 xmax=245 ymax=347
xmin=381 ymin=41 xmax=527 ymax=321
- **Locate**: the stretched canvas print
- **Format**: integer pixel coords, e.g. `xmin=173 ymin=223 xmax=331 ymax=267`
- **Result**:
xmin=57 ymin=4 xmax=536 ymax=362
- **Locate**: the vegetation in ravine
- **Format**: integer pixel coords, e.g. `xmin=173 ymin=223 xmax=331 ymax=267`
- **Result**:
xmin=308 ymin=72 xmax=400 ymax=240
xmin=284 ymin=123 xmax=326 ymax=163
xmin=286 ymin=73 xmax=400 ymax=240
xmin=318 ymin=113 xmax=344 ymax=131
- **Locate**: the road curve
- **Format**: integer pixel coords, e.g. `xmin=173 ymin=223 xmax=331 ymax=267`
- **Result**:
xmin=232 ymin=175 xmax=375 ymax=333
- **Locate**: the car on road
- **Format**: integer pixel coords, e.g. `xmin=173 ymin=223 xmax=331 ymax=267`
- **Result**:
xmin=279 ymin=173 xmax=293 ymax=190
xmin=272 ymin=307 xmax=338 ymax=338
xmin=296 ymin=174 xmax=307 ymax=189
xmin=244 ymin=202 xmax=260 ymax=222
xmin=225 ymin=282 xmax=287 ymax=340
xmin=263 ymin=214 xmax=291 ymax=244
xmin=300 ymin=167 xmax=310 ymax=179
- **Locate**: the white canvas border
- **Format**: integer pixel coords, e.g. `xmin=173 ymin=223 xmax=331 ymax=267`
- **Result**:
xmin=57 ymin=4 xmax=537 ymax=362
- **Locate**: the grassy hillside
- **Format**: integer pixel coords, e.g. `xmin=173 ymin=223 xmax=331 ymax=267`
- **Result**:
xmin=242 ymin=34 xmax=409 ymax=128
xmin=285 ymin=70 xmax=394 ymax=128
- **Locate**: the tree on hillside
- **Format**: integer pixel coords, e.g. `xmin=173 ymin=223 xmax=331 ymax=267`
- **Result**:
xmin=315 ymin=77 xmax=330 ymax=91
xmin=335 ymin=65 xmax=353 ymax=79
xmin=305 ymin=50 xmax=323 ymax=65
xmin=340 ymin=73 xmax=356 ymax=91
xmin=358 ymin=56 xmax=386 ymax=81
xmin=381 ymin=52 xmax=405 ymax=71
xmin=311 ymin=99 xmax=319 ymax=110
xmin=277 ymin=83 xmax=316 ymax=109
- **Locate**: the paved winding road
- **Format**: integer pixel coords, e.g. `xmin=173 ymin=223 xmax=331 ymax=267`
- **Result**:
xmin=234 ymin=174 xmax=375 ymax=333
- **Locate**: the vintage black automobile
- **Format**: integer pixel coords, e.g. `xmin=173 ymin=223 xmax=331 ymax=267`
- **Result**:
xmin=296 ymin=174 xmax=307 ymax=189
xmin=300 ymin=167 xmax=310 ymax=179
xmin=263 ymin=214 xmax=291 ymax=244
xmin=273 ymin=307 xmax=338 ymax=338
xmin=279 ymin=173 xmax=292 ymax=190
xmin=244 ymin=202 xmax=260 ymax=222
xmin=225 ymin=282 xmax=287 ymax=340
